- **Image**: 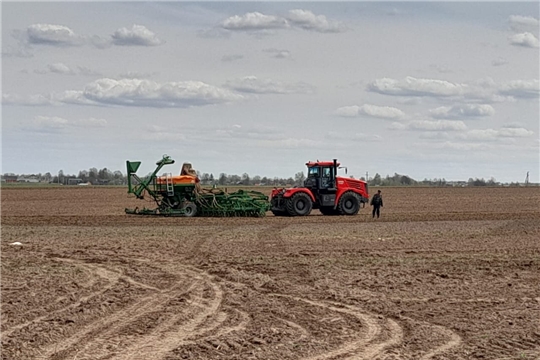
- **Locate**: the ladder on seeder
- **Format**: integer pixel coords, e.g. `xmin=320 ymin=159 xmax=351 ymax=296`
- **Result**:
xmin=165 ymin=173 xmax=174 ymax=196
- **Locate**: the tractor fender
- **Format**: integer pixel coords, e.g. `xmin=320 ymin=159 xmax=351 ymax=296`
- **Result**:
xmin=282 ymin=188 xmax=316 ymax=202
xmin=335 ymin=188 xmax=369 ymax=206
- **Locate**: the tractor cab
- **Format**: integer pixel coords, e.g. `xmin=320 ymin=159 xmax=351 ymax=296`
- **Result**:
xmin=304 ymin=160 xmax=339 ymax=193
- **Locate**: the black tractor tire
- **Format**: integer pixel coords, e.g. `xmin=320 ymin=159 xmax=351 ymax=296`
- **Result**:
xmin=337 ymin=192 xmax=361 ymax=215
xmin=182 ymin=202 xmax=198 ymax=217
xmin=286 ymin=192 xmax=313 ymax=216
xmin=319 ymin=207 xmax=338 ymax=216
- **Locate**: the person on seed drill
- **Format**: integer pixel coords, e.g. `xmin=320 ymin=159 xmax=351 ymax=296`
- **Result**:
xmin=370 ymin=190 xmax=383 ymax=218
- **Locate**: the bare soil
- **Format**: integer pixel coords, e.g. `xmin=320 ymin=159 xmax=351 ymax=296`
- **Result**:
xmin=1 ymin=186 xmax=539 ymax=359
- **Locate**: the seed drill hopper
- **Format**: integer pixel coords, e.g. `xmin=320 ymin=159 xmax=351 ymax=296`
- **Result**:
xmin=125 ymin=155 xmax=270 ymax=217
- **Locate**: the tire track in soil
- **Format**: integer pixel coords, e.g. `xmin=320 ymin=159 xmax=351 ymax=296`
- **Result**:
xmin=186 ymin=224 xmax=244 ymax=262
xmin=395 ymin=313 xmax=462 ymax=359
xmin=34 ymin=259 xmax=249 ymax=360
xmin=278 ymin=318 xmax=310 ymax=340
xmin=271 ymin=294 xmax=403 ymax=360
xmin=35 ymin=265 xmax=198 ymax=359
xmin=418 ymin=324 xmax=461 ymax=360
xmin=1 ymin=257 xmax=157 ymax=339
xmin=256 ymin=222 xmax=291 ymax=254
xmin=107 ymin=267 xmax=226 ymax=360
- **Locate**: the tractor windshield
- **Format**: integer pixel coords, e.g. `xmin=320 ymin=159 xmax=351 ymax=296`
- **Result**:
xmin=308 ymin=167 xmax=320 ymax=177
xmin=322 ymin=167 xmax=331 ymax=178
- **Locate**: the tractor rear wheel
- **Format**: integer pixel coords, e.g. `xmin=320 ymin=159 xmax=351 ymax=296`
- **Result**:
xmin=286 ymin=192 xmax=313 ymax=216
xmin=337 ymin=192 xmax=361 ymax=215
xmin=182 ymin=202 xmax=198 ymax=217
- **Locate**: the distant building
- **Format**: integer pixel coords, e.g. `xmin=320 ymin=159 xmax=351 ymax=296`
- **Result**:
xmin=67 ymin=178 xmax=83 ymax=185
xmin=17 ymin=177 xmax=39 ymax=183
xmin=1 ymin=175 xmax=18 ymax=183
xmin=446 ymin=181 xmax=468 ymax=187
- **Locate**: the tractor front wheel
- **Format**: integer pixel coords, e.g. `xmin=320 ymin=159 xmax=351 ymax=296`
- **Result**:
xmin=286 ymin=192 xmax=313 ymax=216
xmin=338 ymin=192 xmax=361 ymax=215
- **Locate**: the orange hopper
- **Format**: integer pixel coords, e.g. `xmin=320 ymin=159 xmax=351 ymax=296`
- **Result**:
xmin=155 ymin=174 xmax=198 ymax=185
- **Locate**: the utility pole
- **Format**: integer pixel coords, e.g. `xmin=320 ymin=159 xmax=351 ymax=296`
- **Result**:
xmin=366 ymin=171 xmax=369 ymax=182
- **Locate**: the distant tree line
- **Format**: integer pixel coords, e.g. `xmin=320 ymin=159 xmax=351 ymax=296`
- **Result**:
xmin=2 ymin=169 xmax=533 ymax=187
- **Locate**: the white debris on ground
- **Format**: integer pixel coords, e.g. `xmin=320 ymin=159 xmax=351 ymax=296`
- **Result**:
xmin=9 ymin=242 xmax=23 ymax=246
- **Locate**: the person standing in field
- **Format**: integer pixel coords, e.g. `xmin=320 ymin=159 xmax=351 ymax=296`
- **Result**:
xmin=370 ymin=190 xmax=383 ymax=218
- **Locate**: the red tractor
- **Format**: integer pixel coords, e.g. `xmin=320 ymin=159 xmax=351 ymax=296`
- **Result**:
xmin=270 ymin=159 xmax=369 ymax=216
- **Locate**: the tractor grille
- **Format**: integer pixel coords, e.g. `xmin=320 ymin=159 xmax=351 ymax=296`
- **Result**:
xmin=344 ymin=179 xmax=363 ymax=190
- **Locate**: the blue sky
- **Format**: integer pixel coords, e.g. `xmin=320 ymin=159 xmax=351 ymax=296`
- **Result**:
xmin=2 ymin=2 xmax=539 ymax=182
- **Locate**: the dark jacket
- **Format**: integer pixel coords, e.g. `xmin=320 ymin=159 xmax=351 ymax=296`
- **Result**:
xmin=370 ymin=194 xmax=383 ymax=207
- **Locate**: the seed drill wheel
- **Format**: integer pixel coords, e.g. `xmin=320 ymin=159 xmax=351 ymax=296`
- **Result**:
xmin=182 ymin=202 xmax=198 ymax=217
xmin=286 ymin=192 xmax=313 ymax=216
xmin=338 ymin=191 xmax=361 ymax=215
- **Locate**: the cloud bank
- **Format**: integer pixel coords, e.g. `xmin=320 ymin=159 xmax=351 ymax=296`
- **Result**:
xmin=225 ymin=76 xmax=315 ymax=94
xmin=220 ymin=10 xmax=345 ymax=33
xmin=335 ymin=104 xmax=405 ymax=120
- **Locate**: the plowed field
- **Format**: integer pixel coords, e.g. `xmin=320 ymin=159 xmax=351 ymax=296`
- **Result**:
xmin=1 ymin=186 xmax=539 ymax=359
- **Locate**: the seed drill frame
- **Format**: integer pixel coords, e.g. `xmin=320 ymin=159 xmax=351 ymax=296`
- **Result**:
xmin=125 ymin=155 xmax=270 ymax=217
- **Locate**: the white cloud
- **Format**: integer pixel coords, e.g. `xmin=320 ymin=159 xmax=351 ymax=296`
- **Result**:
xmin=418 ymin=131 xmax=452 ymax=140
xmin=80 ymin=78 xmax=243 ymax=107
xmin=368 ymin=76 xmax=467 ymax=97
xmin=435 ymin=141 xmax=491 ymax=151
xmin=221 ymin=54 xmax=244 ymax=62
xmin=32 ymin=63 xmax=100 ymax=76
xmin=457 ymin=127 xmax=533 ymax=141
xmin=429 ymin=104 xmax=495 ymax=119
xmin=335 ymin=105 xmax=361 ymax=117
xmin=21 ymin=23 xmax=163 ymax=48
xmin=368 ymin=76 xmax=538 ymax=102
xmin=221 ymin=12 xmax=288 ymax=31
xmin=77 ymin=66 xmax=102 ymax=77
xmin=491 ymin=57 xmax=508 ymax=67
xmin=335 ymin=104 xmax=405 ymax=120
xmin=111 ymin=25 xmax=163 ymax=46
xmin=48 ymin=63 xmax=75 ymax=75
xmin=225 ymin=76 xmax=315 ymax=94
xmin=215 ymin=124 xmax=284 ymax=141
xmin=5 ymin=79 xmax=244 ymax=108
xmin=263 ymin=48 xmax=291 ymax=59
xmin=509 ymin=15 xmax=539 ymax=33
xmin=2 ymin=93 xmax=52 ymax=106
xmin=326 ymin=131 xmax=382 ymax=142
xmin=219 ymin=10 xmax=345 ymax=33
xmin=117 ymin=71 xmax=156 ymax=79
xmin=390 ymin=119 xmax=467 ymax=132
xmin=497 ymin=127 xmax=534 ymax=138
xmin=31 ymin=116 xmax=107 ymax=131
xmin=499 ymin=79 xmax=540 ymax=98
xmin=26 ymin=24 xmax=83 ymax=46
xmin=2 ymin=44 xmax=33 ymax=58
xmin=33 ymin=116 xmax=69 ymax=129
xmin=285 ymin=9 xmax=345 ymax=33
xmin=53 ymin=90 xmax=97 ymax=105
xmin=509 ymin=32 xmax=539 ymax=48
xmin=429 ymin=64 xmax=453 ymax=74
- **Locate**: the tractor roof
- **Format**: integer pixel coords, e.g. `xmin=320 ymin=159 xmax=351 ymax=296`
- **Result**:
xmin=306 ymin=160 xmax=340 ymax=167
